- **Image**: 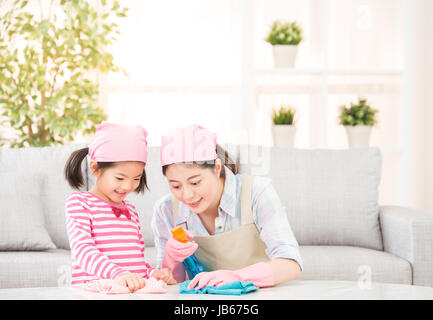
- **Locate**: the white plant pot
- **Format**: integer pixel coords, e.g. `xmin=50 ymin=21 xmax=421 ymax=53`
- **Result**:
xmin=272 ymin=125 xmax=296 ymax=148
xmin=272 ymin=45 xmax=298 ymax=68
xmin=344 ymin=125 xmax=373 ymax=148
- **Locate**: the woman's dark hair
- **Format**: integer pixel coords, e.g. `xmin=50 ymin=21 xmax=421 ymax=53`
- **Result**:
xmin=162 ymin=144 xmax=238 ymax=178
xmin=64 ymin=147 xmax=149 ymax=193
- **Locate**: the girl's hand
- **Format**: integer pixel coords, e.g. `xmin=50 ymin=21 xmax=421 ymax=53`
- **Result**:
xmin=115 ymin=272 xmax=146 ymax=292
xmin=151 ymin=268 xmax=177 ymax=285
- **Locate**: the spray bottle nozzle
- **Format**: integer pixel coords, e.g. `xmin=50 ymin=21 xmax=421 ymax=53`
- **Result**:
xmin=171 ymin=226 xmax=188 ymax=243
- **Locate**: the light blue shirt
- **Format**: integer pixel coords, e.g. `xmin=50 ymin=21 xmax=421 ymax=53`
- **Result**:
xmin=151 ymin=167 xmax=303 ymax=270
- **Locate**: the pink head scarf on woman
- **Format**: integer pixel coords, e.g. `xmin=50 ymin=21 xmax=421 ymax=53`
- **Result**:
xmin=160 ymin=125 xmax=217 ymax=166
xmin=88 ymin=122 xmax=148 ymax=163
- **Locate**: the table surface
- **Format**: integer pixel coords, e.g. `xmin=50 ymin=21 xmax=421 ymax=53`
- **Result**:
xmin=1 ymin=280 xmax=433 ymax=300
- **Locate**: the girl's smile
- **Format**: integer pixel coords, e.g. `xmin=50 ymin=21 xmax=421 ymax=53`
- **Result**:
xmin=90 ymin=161 xmax=145 ymax=206
xmin=114 ymin=190 xmax=128 ymax=200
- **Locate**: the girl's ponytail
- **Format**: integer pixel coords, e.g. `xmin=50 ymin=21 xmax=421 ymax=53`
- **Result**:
xmin=64 ymin=147 xmax=89 ymax=190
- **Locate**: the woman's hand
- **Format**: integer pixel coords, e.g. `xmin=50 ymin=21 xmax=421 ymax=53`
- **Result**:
xmin=115 ymin=272 xmax=146 ymax=292
xmin=151 ymin=268 xmax=177 ymax=285
xmin=187 ymin=270 xmax=241 ymax=290
xmin=162 ymin=229 xmax=198 ymax=268
xmin=161 ymin=229 xmax=198 ymax=283
xmin=187 ymin=262 xmax=276 ymax=290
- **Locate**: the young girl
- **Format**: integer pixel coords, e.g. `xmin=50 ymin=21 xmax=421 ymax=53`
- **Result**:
xmin=152 ymin=125 xmax=303 ymax=290
xmin=64 ymin=122 xmax=175 ymax=292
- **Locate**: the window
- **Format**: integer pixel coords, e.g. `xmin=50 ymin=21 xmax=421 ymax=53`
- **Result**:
xmin=103 ymin=0 xmax=245 ymax=146
xmin=102 ymin=0 xmax=414 ymax=206
xmin=2 ymin=0 xmax=426 ymax=209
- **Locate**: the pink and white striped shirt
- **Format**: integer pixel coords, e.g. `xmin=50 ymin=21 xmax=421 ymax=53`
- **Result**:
xmin=65 ymin=191 xmax=154 ymax=286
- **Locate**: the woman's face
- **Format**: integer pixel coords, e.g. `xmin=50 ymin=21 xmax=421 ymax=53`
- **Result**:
xmin=165 ymin=160 xmax=223 ymax=215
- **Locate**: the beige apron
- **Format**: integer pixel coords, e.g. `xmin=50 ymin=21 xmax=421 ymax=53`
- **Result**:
xmin=171 ymin=174 xmax=269 ymax=272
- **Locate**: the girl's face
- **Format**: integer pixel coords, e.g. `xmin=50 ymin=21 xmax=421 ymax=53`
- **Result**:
xmin=91 ymin=161 xmax=145 ymax=205
xmin=165 ymin=160 xmax=224 ymax=215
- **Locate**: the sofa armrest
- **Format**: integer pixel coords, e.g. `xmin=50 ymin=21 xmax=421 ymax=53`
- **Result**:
xmin=380 ymin=205 xmax=433 ymax=287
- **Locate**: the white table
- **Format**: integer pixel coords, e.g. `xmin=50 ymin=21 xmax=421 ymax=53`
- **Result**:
xmin=1 ymin=280 xmax=433 ymax=300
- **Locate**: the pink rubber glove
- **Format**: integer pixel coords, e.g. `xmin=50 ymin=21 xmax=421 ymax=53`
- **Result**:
xmin=162 ymin=229 xmax=198 ymax=271
xmin=187 ymin=262 xmax=275 ymax=290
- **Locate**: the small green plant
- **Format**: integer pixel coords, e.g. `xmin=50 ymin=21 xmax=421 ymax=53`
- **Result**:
xmin=339 ymin=98 xmax=378 ymax=126
xmin=265 ymin=20 xmax=303 ymax=46
xmin=272 ymin=106 xmax=296 ymax=125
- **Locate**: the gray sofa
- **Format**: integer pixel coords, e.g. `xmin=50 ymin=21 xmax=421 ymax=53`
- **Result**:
xmin=0 ymin=144 xmax=432 ymax=289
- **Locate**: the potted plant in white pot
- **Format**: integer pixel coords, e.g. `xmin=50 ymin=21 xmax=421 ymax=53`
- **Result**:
xmin=272 ymin=106 xmax=296 ymax=148
xmin=265 ymin=20 xmax=303 ymax=68
xmin=339 ymin=98 xmax=379 ymax=148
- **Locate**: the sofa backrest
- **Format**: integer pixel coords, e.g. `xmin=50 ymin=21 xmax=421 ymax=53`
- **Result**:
xmin=0 ymin=144 xmax=87 ymax=250
xmin=238 ymin=145 xmax=383 ymax=251
xmin=0 ymin=144 xmax=383 ymax=252
xmin=0 ymin=144 xmax=170 ymax=249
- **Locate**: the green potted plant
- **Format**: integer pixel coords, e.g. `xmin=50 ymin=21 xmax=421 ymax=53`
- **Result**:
xmin=0 ymin=0 xmax=128 ymax=148
xmin=338 ymin=97 xmax=379 ymax=148
xmin=272 ymin=106 xmax=296 ymax=148
xmin=265 ymin=20 xmax=303 ymax=68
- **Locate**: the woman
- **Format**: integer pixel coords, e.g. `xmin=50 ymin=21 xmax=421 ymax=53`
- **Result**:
xmin=151 ymin=125 xmax=303 ymax=290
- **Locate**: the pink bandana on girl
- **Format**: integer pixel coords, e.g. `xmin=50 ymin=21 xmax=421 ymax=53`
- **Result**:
xmin=88 ymin=122 xmax=148 ymax=163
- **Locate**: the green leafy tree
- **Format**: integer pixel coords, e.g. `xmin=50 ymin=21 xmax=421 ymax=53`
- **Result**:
xmin=0 ymin=0 xmax=128 ymax=147
xmin=272 ymin=106 xmax=296 ymax=125
xmin=339 ymin=98 xmax=379 ymax=126
xmin=265 ymin=20 xmax=303 ymax=46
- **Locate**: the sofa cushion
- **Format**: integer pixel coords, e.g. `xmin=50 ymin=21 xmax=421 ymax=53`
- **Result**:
xmin=0 ymin=144 xmax=88 ymax=250
xmin=0 ymin=249 xmax=71 ymax=288
xmin=238 ymin=146 xmax=383 ymax=250
xmin=0 ymin=172 xmax=56 ymax=251
xmin=299 ymin=246 xmax=412 ymax=285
